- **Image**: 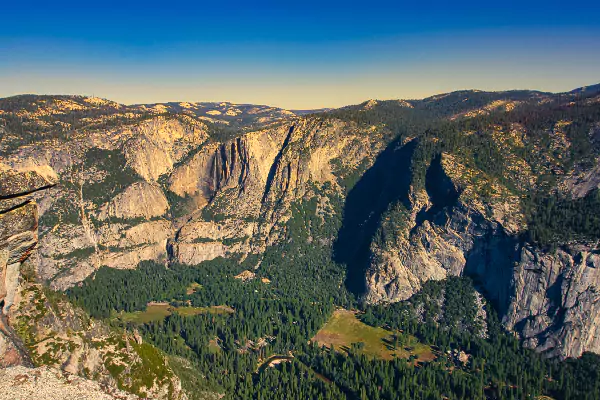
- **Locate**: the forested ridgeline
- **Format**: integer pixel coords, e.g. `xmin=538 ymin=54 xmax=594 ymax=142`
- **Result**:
xmin=322 ymin=88 xmax=600 ymax=248
xmin=0 ymin=94 xmax=245 ymax=152
xmin=525 ymin=188 xmax=600 ymax=248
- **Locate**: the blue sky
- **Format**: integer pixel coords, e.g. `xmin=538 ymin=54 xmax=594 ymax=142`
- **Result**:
xmin=1 ymin=1 xmax=599 ymax=108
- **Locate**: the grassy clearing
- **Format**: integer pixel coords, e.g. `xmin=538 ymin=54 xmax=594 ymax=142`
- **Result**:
xmin=186 ymin=282 xmax=202 ymax=295
xmin=312 ymin=309 xmax=435 ymax=362
xmin=118 ymin=304 xmax=172 ymax=324
xmin=176 ymin=305 xmax=234 ymax=317
xmin=116 ymin=303 xmax=234 ymax=324
xmin=208 ymin=338 xmax=221 ymax=354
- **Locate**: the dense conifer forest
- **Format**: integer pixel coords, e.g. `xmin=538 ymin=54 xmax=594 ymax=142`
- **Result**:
xmin=69 ymin=192 xmax=600 ymax=399
xmin=69 ymin=260 xmax=600 ymax=399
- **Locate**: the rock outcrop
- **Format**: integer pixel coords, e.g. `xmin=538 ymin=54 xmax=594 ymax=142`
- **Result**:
xmin=12 ymin=283 xmax=187 ymax=399
xmin=122 ymin=116 xmax=208 ymax=181
xmin=98 ymin=181 xmax=169 ymax=220
xmin=0 ymin=366 xmax=139 ymax=400
xmin=0 ymin=164 xmax=56 ymax=367
xmin=360 ymin=148 xmax=600 ymax=359
xmin=0 ymin=164 xmax=189 ymax=398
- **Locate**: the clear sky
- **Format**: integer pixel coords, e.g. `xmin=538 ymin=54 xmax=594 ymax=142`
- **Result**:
xmin=1 ymin=0 xmax=599 ymax=109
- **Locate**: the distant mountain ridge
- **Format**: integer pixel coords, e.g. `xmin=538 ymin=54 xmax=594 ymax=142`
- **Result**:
xmin=570 ymin=83 xmax=600 ymax=96
xmin=3 ymin=81 xmax=598 ymax=124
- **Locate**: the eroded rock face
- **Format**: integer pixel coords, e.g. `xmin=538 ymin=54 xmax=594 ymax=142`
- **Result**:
xmin=0 ymin=165 xmax=56 ymax=366
xmin=122 ymin=116 xmax=208 ymax=182
xmin=98 ymin=181 xmax=169 ymax=220
xmin=364 ymin=200 xmax=515 ymax=306
xmin=168 ymin=118 xmax=385 ymax=263
xmin=361 ymin=152 xmax=600 ymax=359
xmin=0 ymin=166 xmax=55 ymax=314
xmin=506 ymin=246 xmax=600 ymax=359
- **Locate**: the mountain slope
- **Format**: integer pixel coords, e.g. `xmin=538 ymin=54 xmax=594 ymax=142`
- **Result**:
xmin=0 ymin=165 xmax=192 ymax=399
xmin=332 ymin=87 xmax=600 ymax=358
xmin=1 ymin=86 xmax=600 ymax=365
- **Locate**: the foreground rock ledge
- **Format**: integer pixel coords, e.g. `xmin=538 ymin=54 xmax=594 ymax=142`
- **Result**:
xmin=0 ymin=366 xmax=139 ymax=400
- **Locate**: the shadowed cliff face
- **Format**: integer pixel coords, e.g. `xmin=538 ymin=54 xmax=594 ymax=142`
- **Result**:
xmin=322 ymin=108 xmax=600 ymax=359
xmin=261 ymin=124 xmax=295 ymax=204
xmin=355 ymin=147 xmax=600 ymax=359
xmin=334 ymin=139 xmax=417 ymax=296
xmin=415 ymin=154 xmax=460 ymax=226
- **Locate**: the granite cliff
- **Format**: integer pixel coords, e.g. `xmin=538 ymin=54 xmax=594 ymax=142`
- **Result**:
xmin=0 ymin=164 xmax=190 ymax=399
xmin=1 ymin=97 xmax=386 ymax=289
xmin=0 ymin=164 xmax=55 ymax=367
xmin=335 ymin=90 xmax=600 ymax=359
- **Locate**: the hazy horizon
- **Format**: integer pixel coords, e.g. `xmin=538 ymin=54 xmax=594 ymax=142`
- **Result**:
xmin=3 ymin=79 xmax=600 ymax=111
xmin=2 ymin=1 xmax=599 ymax=109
